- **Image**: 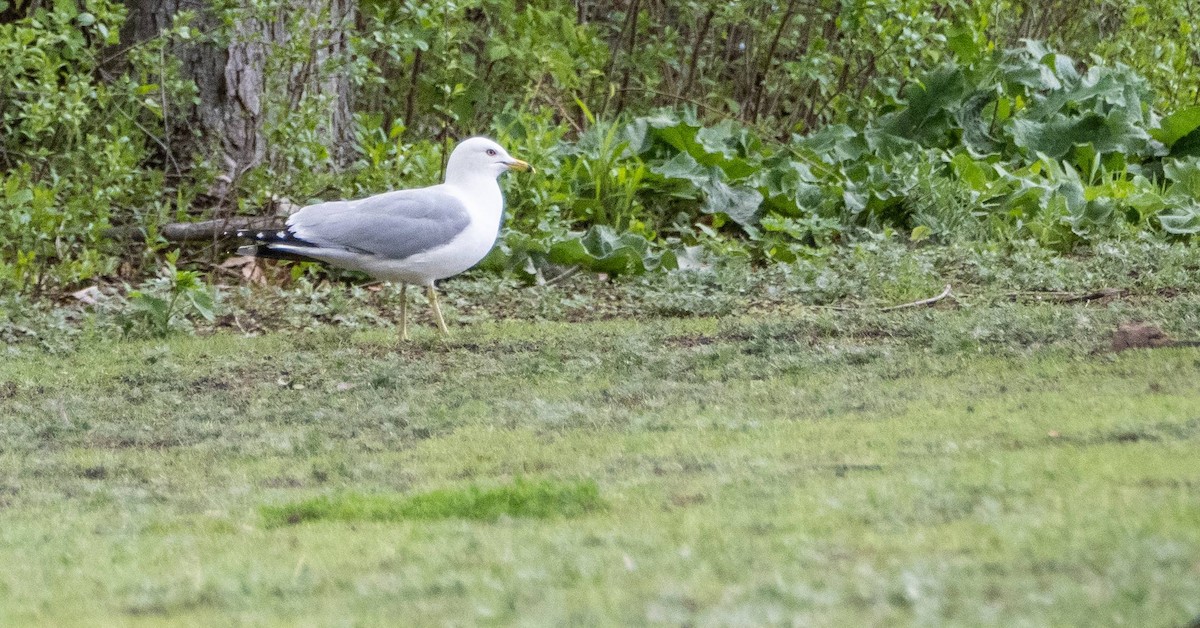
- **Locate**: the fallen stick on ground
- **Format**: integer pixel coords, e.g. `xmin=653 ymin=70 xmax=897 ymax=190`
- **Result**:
xmin=880 ymin=284 xmax=954 ymax=312
xmin=1005 ymin=288 xmax=1124 ymax=303
xmin=106 ymin=217 xmax=282 ymax=242
xmin=540 ymin=265 xmax=581 ymax=287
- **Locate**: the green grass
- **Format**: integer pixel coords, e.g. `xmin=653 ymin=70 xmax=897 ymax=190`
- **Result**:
xmin=261 ymin=480 xmax=605 ymax=526
xmin=0 ymin=303 xmax=1198 ymax=625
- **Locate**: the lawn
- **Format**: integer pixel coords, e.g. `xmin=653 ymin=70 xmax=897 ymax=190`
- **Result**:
xmin=1 ymin=303 xmax=1199 ymax=625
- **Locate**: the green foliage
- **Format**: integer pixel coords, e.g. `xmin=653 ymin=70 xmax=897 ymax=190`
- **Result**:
xmin=353 ymin=0 xmax=607 ymax=138
xmin=1092 ymin=0 xmax=1200 ymax=111
xmin=348 ymin=0 xmax=1197 ymax=140
xmin=485 ymin=41 xmax=1200 ymax=261
xmin=1151 ymin=106 xmax=1200 ymax=158
xmin=124 ymin=252 xmax=216 ymax=338
xmin=261 ymin=479 xmax=604 ymax=526
xmin=486 ymin=225 xmax=678 ymax=281
xmin=1157 ymin=157 xmax=1200 ymax=234
xmin=4 ymin=0 xmax=1200 ymax=296
xmin=0 ymin=0 xmax=195 ymax=293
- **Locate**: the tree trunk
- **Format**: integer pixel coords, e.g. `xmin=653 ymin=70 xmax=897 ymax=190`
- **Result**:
xmin=120 ymin=0 xmax=355 ymax=198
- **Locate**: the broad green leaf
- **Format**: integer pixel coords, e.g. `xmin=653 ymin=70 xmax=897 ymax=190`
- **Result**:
xmin=700 ymin=180 xmax=762 ymax=227
xmin=546 ymin=226 xmax=676 ymax=276
xmin=693 ymin=120 xmax=759 ymax=178
xmin=753 ymin=156 xmax=824 ymax=217
xmin=1126 ymin=190 xmax=1166 ymax=220
xmin=956 ymin=91 xmax=1001 ymax=155
xmin=1064 ymin=198 xmax=1117 ymax=236
xmin=640 ymin=109 xmax=702 ymax=157
xmin=903 ymin=66 xmax=971 ymax=127
xmin=1158 ymin=204 xmax=1200 ymax=234
xmin=863 ymin=127 xmax=921 ymax=158
xmin=695 ymin=122 xmax=740 ymax=161
xmin=946 ymin=26 xmax=980 ymax=62
xmin=951 ymin=151 xmax=992 ymax=191
xmin=871 ymin=65 xmax=970 ymax=148
xmin=843 ymin=189 xmax=867 ymax=215
xmin=189 ymin=291 xmax=215 ymax=322
xmin=1164 ymin=157 xmax=1200 ymax=198
xmin=1027 ymin=66 xmax=1148 ymax=124
xmin=1169 ymin=128 xmax=1200 ymax=158
xmin=794 ymin=124 xmax=865 ymax=162
xmin=1149 ymin=106 xmax=1200 ymax=147
xmin=1000 ymin=42 xmax=1064 ymax=90
xmin=1010 ymin=110 xmax=1149 ymax=159
xmin=650 ymin=152 xmax=709 ymax=188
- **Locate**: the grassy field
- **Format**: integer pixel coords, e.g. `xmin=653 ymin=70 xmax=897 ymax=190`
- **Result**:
xmin=1 ymin=299 xmax=1199 ymax=625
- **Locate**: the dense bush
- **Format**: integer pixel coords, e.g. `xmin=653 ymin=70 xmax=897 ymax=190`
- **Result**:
xmin=2 ymin=0 xmax=1199 ymax=296
xmin=352 ymin=0 xmax=1200 ymax=137
xmin=0 ymin=0 xmax=202 ymax=293
xmin=1 ymin=1 xmax=129 ymax=292
xmin=482 ymin=41 xmax=1200 ymax=272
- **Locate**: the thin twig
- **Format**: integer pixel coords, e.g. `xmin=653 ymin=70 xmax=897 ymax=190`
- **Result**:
xmin=231 ymin=310 xmax=249 ymax=335
xmin=880 ymin=284 xmax=954 ymax=312
xmin=1004 ymin=288 xmax=1124 ymax=303
xmin=750 ymin=0 xmax=800 ymax=123
xmin=679 ymin=7 xmax=715 ymax=100
xmin=540 ymin=265 xmax=581 ymax=287
xmin=208 ymin=263 xmax=246 ymax=280
xmin=404 ymin=48 xmax=422 ymax=129
xmin=602 ymin=1 xmax=640 ymax=88
xmin=160 ymin=44 xmax=171 ymax=172
xmin=95 ymin=67 xmax=185 ymax=178
xmin=613 ymin=0 xmax=643 ymax=116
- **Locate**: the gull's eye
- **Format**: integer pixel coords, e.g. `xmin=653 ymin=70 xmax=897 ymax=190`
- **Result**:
xmin=486 ymin=149 xmax=497 ymax=157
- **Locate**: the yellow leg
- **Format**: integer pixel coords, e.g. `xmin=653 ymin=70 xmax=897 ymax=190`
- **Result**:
xmin=427 ymin=284 xmax=449 ymax=335
xmin=398 ymin=283 xmax=409 ymax=341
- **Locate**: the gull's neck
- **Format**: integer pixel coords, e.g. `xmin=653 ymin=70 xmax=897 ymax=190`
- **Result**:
xmin=443 ymin=168 xmax=504 ymax=217
xmin=444 ymin=166 xmax=499 ymax=191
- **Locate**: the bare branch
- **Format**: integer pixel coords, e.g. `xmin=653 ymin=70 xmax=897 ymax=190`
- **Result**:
xmin=880 ymin=284 xmax=954 ymax=312
xmin=106 ymin=216 xmax=283 ymax=243
xmin=1004 ymin=288 xmax=1124 ymax=303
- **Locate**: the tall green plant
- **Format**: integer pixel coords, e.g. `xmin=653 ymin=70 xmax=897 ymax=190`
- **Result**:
xmin=0 ymin=0 xmax=172 ymax=293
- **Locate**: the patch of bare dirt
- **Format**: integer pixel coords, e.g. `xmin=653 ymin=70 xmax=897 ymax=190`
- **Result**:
xmin=1111 ymin=322 xmax=1177 ymax=352
xmin=663 ymin=334 xmax=717 ymax=348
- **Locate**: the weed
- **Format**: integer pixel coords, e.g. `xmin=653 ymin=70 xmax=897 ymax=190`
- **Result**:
xmin=123 ymin=252 xmax=216 ymax=338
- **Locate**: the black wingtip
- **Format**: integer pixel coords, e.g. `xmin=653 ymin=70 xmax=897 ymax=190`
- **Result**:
xmin=238 ymin=244 xmax=319 ymax=262
xmin=231 ymin=228 xmax=300 ymax=243
xmin=232 ymin=226 xmax=323 ymax=262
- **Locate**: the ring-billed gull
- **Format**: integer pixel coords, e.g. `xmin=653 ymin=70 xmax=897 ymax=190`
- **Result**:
xmin=234 ymin=137 xmax=532 ymax=339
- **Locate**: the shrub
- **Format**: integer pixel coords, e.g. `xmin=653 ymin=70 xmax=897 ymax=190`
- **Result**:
xmin=0 ymin=0 xmax=190 ymax=293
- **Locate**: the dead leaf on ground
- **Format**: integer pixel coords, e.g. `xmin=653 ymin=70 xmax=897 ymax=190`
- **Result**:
xmin=71 ymin=286 xmax=104 ymax=305
xmin=220 ymin=255 xmax=269 ymax=286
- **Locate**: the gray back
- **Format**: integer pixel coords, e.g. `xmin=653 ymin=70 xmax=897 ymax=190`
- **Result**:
xmin=287 ymin=188 xmax=471 ymax=261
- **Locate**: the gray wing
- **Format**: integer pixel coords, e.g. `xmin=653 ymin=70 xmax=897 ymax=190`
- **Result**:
xmin=286 ymin=188 xmax=471 ymax=261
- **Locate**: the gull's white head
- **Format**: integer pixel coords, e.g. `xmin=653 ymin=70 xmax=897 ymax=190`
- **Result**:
xmin=444 ymin=137 xmax=532 ymax=183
